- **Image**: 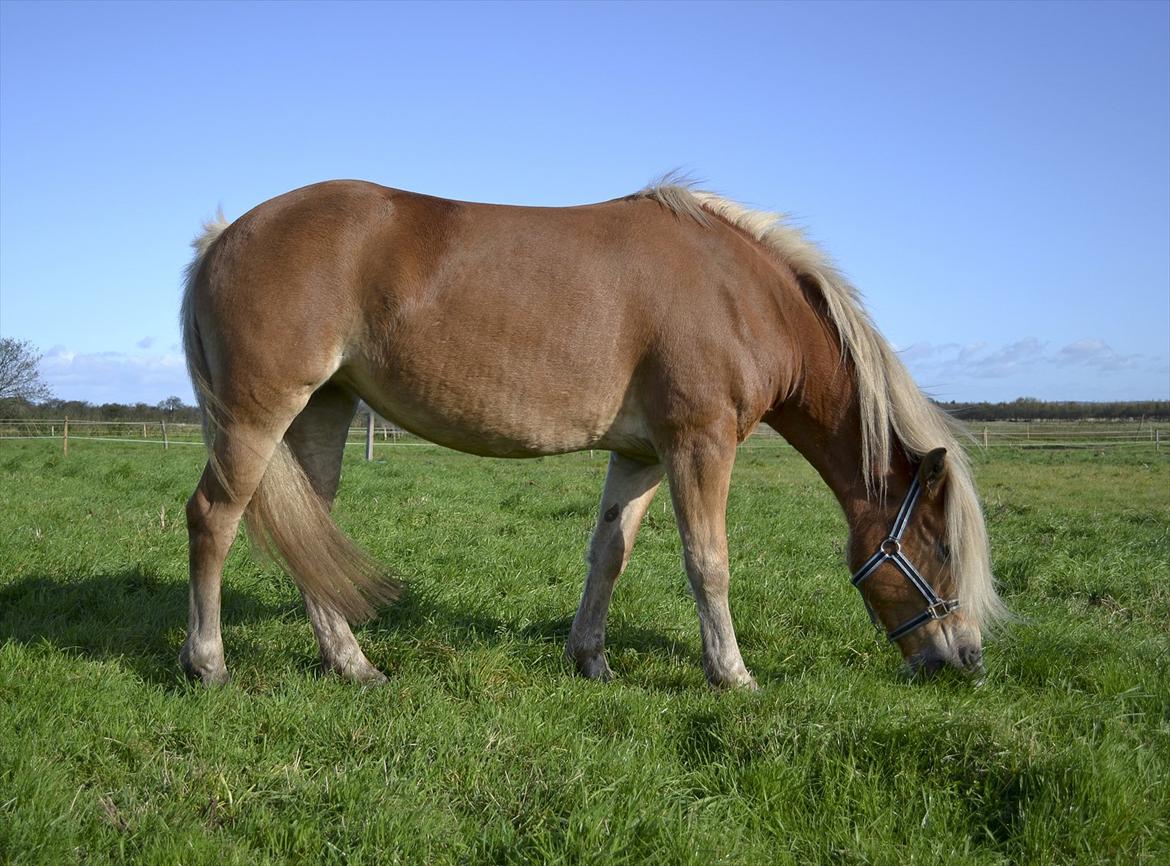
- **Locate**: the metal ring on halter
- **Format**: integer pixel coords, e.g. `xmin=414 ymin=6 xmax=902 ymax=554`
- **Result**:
xmin=850 ymin=472 xmax=960 ymax=642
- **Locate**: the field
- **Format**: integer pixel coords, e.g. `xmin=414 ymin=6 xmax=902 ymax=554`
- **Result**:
xmin=1 ymin=437 xmax=1167 ymax=864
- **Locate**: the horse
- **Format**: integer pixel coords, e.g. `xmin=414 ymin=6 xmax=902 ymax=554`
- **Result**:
xmin=179 ymin=177 xmax=1005 ymax=689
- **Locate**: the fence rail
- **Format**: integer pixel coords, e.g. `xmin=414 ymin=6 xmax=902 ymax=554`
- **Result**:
xmin=0 ymin=417 xmax=1163 ymax=456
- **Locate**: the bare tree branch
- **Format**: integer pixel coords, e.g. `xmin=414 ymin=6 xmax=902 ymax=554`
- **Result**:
xmin=0 ymin=338 xmax=52 ymax=401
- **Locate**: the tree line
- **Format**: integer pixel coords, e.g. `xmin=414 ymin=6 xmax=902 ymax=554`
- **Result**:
xmin=935 ymin=398 xmax=1168 ymax=422
xmin=0 ymin=396 xmax=201 ymax=424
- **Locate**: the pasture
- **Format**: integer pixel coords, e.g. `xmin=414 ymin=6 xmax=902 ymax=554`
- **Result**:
xmin=1 ymin=437 xmax=1167 ymax=864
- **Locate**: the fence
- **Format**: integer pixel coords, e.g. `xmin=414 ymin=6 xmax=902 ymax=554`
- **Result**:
xmin=0 ymin=416 xmax=1163 ymax=457
xmin=968 ymin=421 xmax=1164 ymax=451
xmin=0 ymin=418 xmax=204 ymax=454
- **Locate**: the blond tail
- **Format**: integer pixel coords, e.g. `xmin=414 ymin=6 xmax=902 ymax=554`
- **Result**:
xmin=181 ymin=212 xmax=400 ymax=624
xmin=181 ymin=211 xmax=232 ymax=483
xmin=243 ymin=444 xmax=402 ymax=622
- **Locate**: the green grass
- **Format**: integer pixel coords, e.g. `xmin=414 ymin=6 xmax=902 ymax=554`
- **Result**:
xmin=1 ymin=439 xmax=1167 ymax=865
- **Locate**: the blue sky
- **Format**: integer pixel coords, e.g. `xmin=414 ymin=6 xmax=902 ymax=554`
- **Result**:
xmin=1 ymin=0 xmax=1167 ymax=405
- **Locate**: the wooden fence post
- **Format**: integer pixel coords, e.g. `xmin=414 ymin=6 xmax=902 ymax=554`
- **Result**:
xmin=1157 ymin=429 xmax=1161 ymax=452
xmin=982 ymin=427 xmax=989 ymax=448
xmin=63 ymin=417 xmax=69 ymax=456
xmin=162 ymin=420 xmax=169 ymax=450
xmin=366 ymin=411 xmax=375 ymax=461
xmin=143 ymin=423 xmax=148 ymax=439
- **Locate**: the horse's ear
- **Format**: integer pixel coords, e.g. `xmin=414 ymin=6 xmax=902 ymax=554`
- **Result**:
xmin=918 ymin=448 xmax=948 ymax=497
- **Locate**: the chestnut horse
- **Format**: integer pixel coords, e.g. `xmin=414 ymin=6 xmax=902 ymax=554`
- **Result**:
xmin=179 ymin=179 xmax=1004 ymax=688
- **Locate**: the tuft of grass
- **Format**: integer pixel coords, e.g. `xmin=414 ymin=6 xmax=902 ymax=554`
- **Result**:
xmin=1 ymin=439 xmax=1167 ymax=865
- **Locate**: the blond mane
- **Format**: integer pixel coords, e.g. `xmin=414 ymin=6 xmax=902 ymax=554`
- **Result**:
xmin=640 ymin=179 xmax=1006 ymax=629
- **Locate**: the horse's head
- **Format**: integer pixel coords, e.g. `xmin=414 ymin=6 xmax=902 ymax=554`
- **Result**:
xmin=849 ymin=447 xmax=986 ymax=678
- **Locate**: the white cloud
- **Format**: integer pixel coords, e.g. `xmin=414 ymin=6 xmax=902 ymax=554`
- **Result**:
xmin=901 ymin=337 xmax=1147 ymax=380
xmin=136 ymin=336 xmax=155 ymax=349
xmin=901 ymin=338 xmax=1047 ymax=380
xmin=1056 ymin=338 xmax=1139 ymax=372
xmin=899 ymin=337 xmax=1167 ymax=400
xmin=40 ymin=345 xmax=193 ymax=404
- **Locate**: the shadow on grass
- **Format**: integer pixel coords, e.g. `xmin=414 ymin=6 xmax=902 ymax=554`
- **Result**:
xmin=0 ymin=570 xmax=698 ymax=688
xmin=369 ymin=593 xmax=703 ymax=691
xmin=0 ymin=569 xmax=290 ymax=687
xmin=374 ymin=593 xmax=694 ymax=661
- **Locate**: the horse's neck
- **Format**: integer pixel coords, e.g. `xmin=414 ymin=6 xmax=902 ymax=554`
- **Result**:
xmin=765 ymin=360 xmax=907 ymax=534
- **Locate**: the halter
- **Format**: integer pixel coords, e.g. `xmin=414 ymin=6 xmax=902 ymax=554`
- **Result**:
xmin=851 ymin=472 xmax=960 ymax=641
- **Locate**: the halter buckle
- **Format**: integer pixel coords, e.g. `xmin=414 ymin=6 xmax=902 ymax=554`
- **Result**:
xmin=927 ymin=599 xmax=958 ymax=620
xmin=879 ymin=537 xmax=900 ymax=556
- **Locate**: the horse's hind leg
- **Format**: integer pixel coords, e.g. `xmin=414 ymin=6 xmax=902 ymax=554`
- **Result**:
xmin=566 ymin=453 xmax=663 ymax=680
xmin=663 ymin=426 xmax=756 ymax=689
xmin=283 ymin=384 xmax=386 ymax=685
xmin=181 ymin=418 xmax=294 ymax=686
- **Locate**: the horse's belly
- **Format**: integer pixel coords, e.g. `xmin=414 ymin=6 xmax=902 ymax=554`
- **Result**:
xmin=343 ymin=351 xmax=652 ymax=459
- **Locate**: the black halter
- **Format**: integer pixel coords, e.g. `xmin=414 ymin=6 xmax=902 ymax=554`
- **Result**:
xmin=851 ymin=472 xmax=960 ymax=641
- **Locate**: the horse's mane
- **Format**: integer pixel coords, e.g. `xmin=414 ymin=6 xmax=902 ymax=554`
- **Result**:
xmin=639 ymin=178 xmax=1006 ymax=630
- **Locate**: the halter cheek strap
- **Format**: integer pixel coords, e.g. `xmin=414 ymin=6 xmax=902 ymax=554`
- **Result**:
xmin=850 ymin=473 xmax=960 ymax=641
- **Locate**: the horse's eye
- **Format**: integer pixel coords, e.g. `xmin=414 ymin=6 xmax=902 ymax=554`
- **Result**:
xmin=935 ymin=540 xmax=952 ymax=564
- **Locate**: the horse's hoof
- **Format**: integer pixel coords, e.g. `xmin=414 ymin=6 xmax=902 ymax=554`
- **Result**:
xmin=567 ymin=647 xmax=614 ymax=682
xmin=201 ymin=667 xmax=231 ymax=687
xmin=321 ymin=658 xmax=389 ymax=686
xmin=706 ymin=667 xmax=758 ymax=691
xmin=180 ymin=655 xmax=230 ymax=687
xmin=587 ymin=663 xmax=615 ymax=684
xmin=350 ymin=666 xmax=389 ymax=687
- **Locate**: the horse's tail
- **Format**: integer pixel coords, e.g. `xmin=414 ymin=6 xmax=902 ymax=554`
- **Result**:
xmin=181 ymin=212 xmax=230 ymax=458
xmin=242 ymin=444 xmax=401 ymax=623
xmin=181 ymin=215 xmax=400 ymax=623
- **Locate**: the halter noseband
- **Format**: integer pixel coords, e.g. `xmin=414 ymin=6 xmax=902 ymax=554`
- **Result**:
xmin=850 ymin=472 xmax=960 ymax=641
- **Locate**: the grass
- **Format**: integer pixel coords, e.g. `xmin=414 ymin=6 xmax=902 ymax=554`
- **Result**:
xmin=1 ymin=438 xmax=1167 ymax=865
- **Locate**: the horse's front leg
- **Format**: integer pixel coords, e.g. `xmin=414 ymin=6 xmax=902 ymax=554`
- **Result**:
xmin=664 ymin=427 xmax=756 ymax=689
xmin=566 ymin=453 xmax=663 ymax=680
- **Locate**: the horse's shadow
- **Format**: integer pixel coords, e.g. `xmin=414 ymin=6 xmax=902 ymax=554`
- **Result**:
xmin=0 ymin=570 xmax=697 ymax=689
xmin=376 ymin=589 xmax=692 ymax=656
xmin=0 ymin=569 xmax=291 ymax=687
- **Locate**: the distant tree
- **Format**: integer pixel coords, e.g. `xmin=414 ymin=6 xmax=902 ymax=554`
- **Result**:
xmin=0 ymin=338 xmax=51 ymax=402
xmin=158 ymin=395 xmax=185 ymax=416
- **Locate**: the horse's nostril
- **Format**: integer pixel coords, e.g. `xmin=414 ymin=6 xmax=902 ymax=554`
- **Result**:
xmin=959 ymin=646 xmax=983 ymax=669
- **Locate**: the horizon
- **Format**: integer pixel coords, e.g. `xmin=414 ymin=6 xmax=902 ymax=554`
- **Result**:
xmin=1 ymin=1 xmax=1167 ymax=404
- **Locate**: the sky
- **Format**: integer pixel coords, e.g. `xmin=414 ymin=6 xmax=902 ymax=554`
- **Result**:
xmin=0 ymin=0 xmax=1167 ymax=405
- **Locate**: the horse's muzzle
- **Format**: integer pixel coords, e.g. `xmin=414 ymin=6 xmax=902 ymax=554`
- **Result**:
xmin=905 ymin=644 xmax=985 ymax=680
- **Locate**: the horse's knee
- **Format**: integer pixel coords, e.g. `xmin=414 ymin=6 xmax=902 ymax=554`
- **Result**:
xmin=684 ymin=546 xmax=730 ymax=590
xmin=586 ymin=532 xmax=628 ymax=576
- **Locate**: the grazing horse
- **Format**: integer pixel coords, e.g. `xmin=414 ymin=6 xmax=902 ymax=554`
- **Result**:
xmin=179 ymin=178 xmax=1005 ymax=689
